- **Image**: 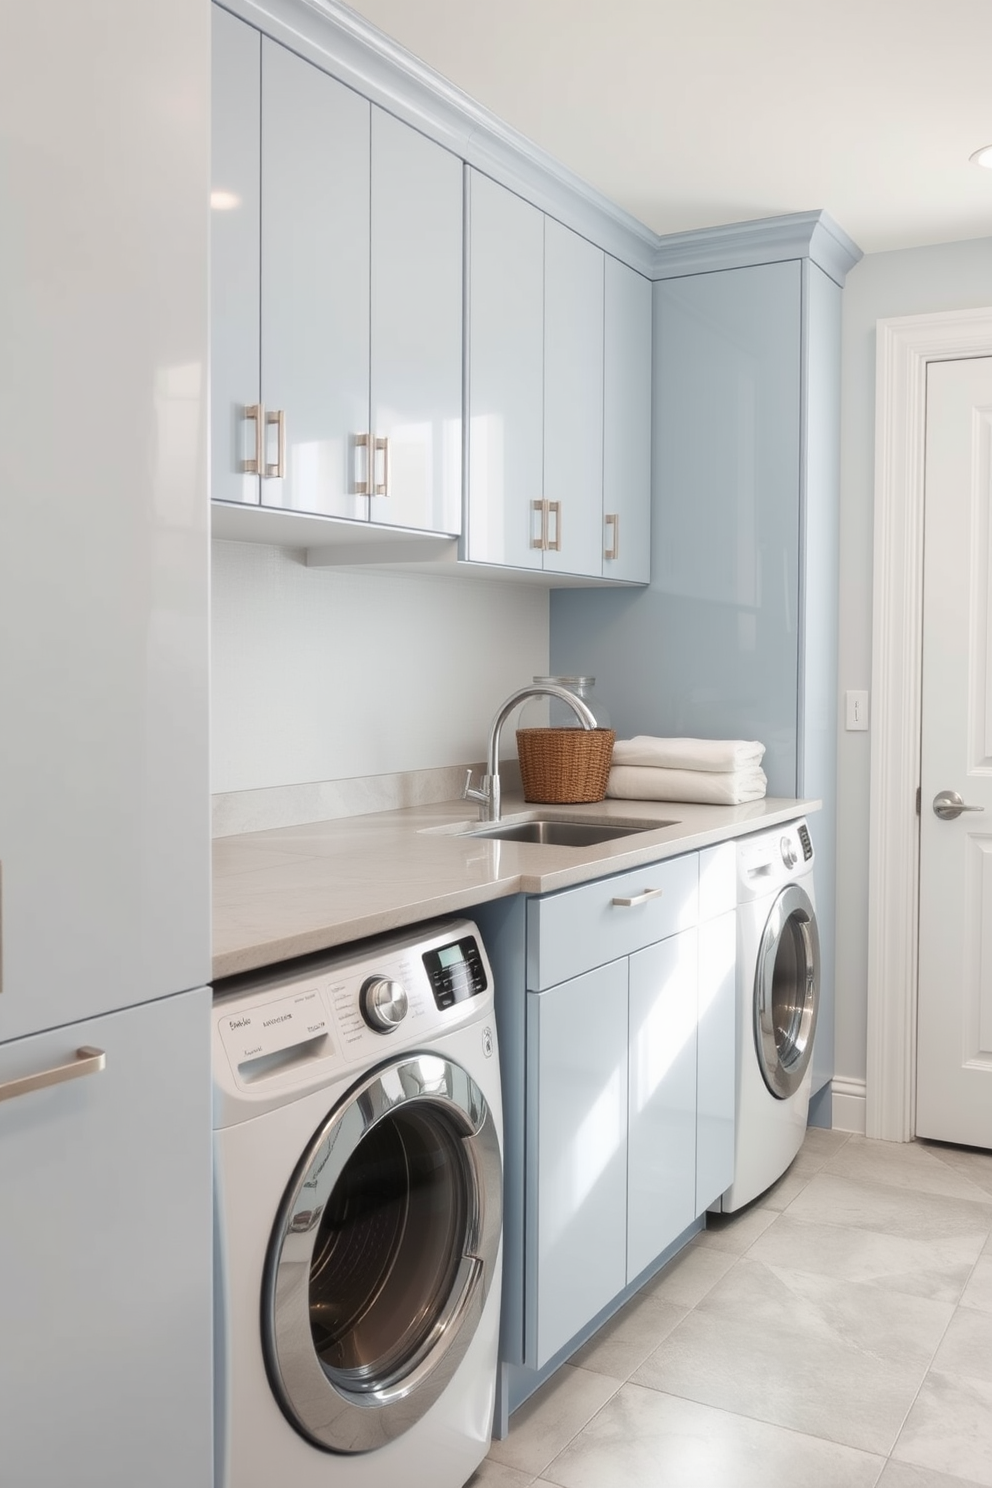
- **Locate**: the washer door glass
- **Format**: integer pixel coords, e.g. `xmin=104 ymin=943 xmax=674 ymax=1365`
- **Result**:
xmin=753 ymin=884 xmax=820 ymax=1099
xmin=263 ymin=1054 xmax=501 ymax=1455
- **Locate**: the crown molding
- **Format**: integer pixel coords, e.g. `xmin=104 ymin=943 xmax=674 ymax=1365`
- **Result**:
xmin=216 ymin=0 xmax=863 ymax=282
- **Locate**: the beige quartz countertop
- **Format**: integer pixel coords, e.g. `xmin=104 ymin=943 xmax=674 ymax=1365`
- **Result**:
xmin=212 ymin=792 xmax=820 ymax=981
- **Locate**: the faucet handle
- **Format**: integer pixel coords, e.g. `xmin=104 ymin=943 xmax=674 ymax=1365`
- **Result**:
xmin=463 ymin=768 xmax=490 ymax=806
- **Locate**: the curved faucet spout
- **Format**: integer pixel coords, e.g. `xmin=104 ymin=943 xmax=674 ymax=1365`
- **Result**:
xmin=464 ymin=683 xmax=599 ymax=823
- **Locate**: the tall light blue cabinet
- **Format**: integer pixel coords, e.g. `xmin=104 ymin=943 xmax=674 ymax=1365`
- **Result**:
xmin=551 ymin=214 xmax=861 ymax=1114
xmin=0 ymin=2 xmax=213 ymax=1484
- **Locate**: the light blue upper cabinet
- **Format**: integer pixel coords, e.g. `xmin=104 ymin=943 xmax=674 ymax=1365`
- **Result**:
xmin=369 ymin=108 xmax=463 ymax=533
xmin=603 ymin=256 xmax=652 ymax=583
xmin=261 ymin=36 xmax=371 ymax=519
xmin=466 ymin=170 xmax=546 ymax=569
xmin=210 ymin=9 xmax=463 ymax=534
xmin=542 ymin=219 xmax=605 ymax=577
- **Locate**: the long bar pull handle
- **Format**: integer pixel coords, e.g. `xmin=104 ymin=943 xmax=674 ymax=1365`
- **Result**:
xmin=374 ymin=436 xmax=390 ymax=497
xmin=612 ymin=887 xmax=664 ymax=908
xmin=0 ymin=1046 xmax=106 ymax=1105
xmin=244 ymin=403 xmax=264 ymax=475
xmin=605 ymin=512 xmax=619 ymax=561
xmin=532 ymin=499 xmax=548 ymax=550
xmin=933 ymin=790 xmax=986 ymax=821
xmin=264 ymin=409 xmax=285 ymax=479
xmin=547 ymin=501 xmax=562 ymax=552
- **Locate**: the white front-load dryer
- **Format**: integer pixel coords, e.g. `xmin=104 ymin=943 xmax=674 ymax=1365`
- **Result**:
xmin=212 ymin=917 xmax=503 ymax=1488
xmin=718 ymin=819 xmax=820 ymax=1212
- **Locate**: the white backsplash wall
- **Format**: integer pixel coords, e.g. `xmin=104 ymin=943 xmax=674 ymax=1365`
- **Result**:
xmin=211 ymin=540 xmax=549 ymax=795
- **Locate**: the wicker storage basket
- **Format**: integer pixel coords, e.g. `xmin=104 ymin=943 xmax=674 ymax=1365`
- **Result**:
xmin=515 ymin=727 xmax=616 ymax=804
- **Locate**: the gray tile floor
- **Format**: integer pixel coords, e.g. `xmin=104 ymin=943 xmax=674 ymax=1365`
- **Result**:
xmin=470 ymin=1129 xmax=992 ymax=1488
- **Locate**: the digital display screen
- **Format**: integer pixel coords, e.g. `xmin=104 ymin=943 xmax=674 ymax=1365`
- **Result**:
xmin=438 ymin=944 xmax=464 ymax=968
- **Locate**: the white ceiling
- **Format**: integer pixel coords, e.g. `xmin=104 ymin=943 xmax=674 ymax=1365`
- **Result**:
xmin=343 ymin=0 xmax=992 ymax=255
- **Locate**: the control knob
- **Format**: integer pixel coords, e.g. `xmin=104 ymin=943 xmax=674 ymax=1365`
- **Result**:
xmin=780 ymin=835 xmax=799 ymax=870
xmin=360 ymin=975 xmax=408 ymax=1032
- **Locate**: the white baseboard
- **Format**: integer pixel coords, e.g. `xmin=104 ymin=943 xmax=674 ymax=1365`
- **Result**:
xmin=831 ymin=1077 xmax=867 ymax=1135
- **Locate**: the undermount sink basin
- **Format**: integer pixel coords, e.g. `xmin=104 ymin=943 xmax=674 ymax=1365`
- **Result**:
xmin=466 ymin=818 xmax=676 ymax=846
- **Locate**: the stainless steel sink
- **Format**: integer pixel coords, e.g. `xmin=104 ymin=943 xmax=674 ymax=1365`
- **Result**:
xmin=466 ymin=818 xmax=675 ymax=846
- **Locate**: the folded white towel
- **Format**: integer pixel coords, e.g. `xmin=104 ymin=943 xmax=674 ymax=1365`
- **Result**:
xmin=612 ymin=736 xmax=765 ymax=773
xmin=607 ymin=764 xmax=768 ymax=806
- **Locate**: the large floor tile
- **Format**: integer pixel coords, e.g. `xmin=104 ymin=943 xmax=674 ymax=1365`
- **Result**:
xmin=877 ymin=1461 xmax=990 ymax=1488
xmin=568 ymin=1292 xmax=687 ymax=1380
xmin=747 ymin=1212 xmax=979 ymax=1303
xmin=540 ymin=1383 xmax=883 ymax=1488
xmin=919 ymin=1141 xmax=992 ymax=1199
xmin=753 ymin=1163 xmax=818 ymax=1211
xmin=893 ymin=1369 xmax=992 ymax=1486
xmin=930 ymin=1306 xmax=992 ymax=1384
xmin=785 ymin=1172 xmax=992 ymax=1249
xmin=631 ymin=1255 xmax=952 ymax=1454
xmin=825 ymin=1136 xmax=992 ymax=1203
xmin=962 ymin=1255 xmax=992 ymax=1314
xmin=637 ymin=1238 xmax=736 ymax=1308
xmin=486 ymin=1365 xmax=620 ymax=1478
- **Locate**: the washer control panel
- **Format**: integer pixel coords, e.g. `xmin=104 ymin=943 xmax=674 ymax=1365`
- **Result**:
xmin=422 ymin=934 xmax=488 ymax=1010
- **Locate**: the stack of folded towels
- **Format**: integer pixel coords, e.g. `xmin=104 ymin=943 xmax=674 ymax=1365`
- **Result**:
xmin=607 ymin=736 xmax=768 ymax=805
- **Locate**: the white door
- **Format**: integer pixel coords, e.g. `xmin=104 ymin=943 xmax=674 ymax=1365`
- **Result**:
xmin=917 ymin=355 xmax=992 ymax=1146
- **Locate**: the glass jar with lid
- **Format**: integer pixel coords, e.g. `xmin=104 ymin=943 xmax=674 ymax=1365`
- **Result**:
xmin=518 ymin=676 xmax=611 ymax=731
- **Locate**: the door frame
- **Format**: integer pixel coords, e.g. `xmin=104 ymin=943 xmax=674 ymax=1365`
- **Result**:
xmin=867 ymin=306 xmax=992 ymax=1141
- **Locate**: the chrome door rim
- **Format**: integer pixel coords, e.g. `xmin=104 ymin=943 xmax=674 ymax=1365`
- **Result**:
xmin=262 ymin=1053 xmax=502 ymax=1455
xmin=753 ymin=884 xmax=819 ymax=1099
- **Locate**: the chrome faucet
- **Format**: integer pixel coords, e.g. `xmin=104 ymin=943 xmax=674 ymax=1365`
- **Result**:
xmin=463 ymin=683 xmax=598 ymax=822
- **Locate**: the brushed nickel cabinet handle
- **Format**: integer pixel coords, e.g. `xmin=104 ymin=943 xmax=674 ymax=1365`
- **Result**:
xmin=0 ymin=1046 xmax=106 ymax=1104
xmin=244 ymin=403 xmax=264 ymax=475
xmin=605 ymin=512 xmax=619 ymax=561
xmin=547 ymin=500 xmax=562 ymax=552
xmin=532 ymin=499 xmax=547 ymax=550
xmin=612 ymin=887 xmax=664 ymax=908
xmin=374 ymin=435 xmax=390 ymax=497
xmin=355 ymin=432 xmax=371 ymax=495
xmin=264 ymin=408 xmax=285 ymax=479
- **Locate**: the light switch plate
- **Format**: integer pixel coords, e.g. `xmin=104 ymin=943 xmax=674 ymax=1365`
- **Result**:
xmin=845 ymin=690 xmax=869 ymax=730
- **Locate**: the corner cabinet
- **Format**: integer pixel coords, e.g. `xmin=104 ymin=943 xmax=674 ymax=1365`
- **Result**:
xmin=211 ymin=5 xmax=463 ymax=534
xmin=465 ymin=169 xmax=651 ymax=580
xmin=472 ymin=840 xmax=735 ymax=1427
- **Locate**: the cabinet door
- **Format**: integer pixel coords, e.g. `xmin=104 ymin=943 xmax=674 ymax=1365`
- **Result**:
xmin=603 ymin=255 xmax=651 ymax=583
xmin=526 ymin=960 xmax=628 ymax=1367
xmin=627 ymin=930 xmax=698 ymax=1280
xmin=210 ymin=6 xmax=261 ymax=507
xmin=261 ymin=38 xmax=370 ymax=518
xmin=697 ymin=908 xmax=736 ymax=1212
xmin=369 ymin=109 xmax=463 ymax=535
xmin=0 ymin=991 xmax=212 ymax=1488
xmin=466 ymin=170 xmax=544 ymax=569
xmin=542 ymin=220 xmax=604 ymax=577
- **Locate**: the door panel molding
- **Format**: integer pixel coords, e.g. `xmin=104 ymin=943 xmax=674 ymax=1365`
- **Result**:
xmin=867 ymin=305 xmax=992 ymax=1140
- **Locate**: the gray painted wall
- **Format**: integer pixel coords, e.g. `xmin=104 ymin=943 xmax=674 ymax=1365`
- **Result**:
xmin=834 ymin=235 xmax=992 ymax=1085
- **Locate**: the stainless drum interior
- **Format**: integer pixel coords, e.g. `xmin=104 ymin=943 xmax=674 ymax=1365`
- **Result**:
xmin=262 ymin=1053 xmax=501 ymax=1455
xmin=753 ymin=883 xmax=820 ymax=1099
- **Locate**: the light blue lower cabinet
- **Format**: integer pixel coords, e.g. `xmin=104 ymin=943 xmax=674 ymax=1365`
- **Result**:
xmin=696 ymin=908 xmax=737 ymax=1211
xmin=526 ymin=960 xmax=629 ymax=1368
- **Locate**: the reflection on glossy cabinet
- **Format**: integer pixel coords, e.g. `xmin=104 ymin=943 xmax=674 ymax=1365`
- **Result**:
xmin=627 ymin=929 xmax=699 ymax=1280
xmin=525 ymin=960 xmax=628 ymax=1368
xmin=603 ymin=256 xmax=652 ymax=583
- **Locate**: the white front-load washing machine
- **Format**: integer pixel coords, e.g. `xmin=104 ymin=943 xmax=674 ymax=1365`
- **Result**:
xmin=212 ymin=917 xmax=503 ymax=1488
xmin=718 ymin=819 xmax=820 ymax=1212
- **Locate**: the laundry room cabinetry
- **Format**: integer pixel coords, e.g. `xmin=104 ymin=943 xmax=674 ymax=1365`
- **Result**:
xmin=211 ymin=5 xmax=463 ymax=533
xmin=474 ymin=841 xmax=736 ymax=1422
xmin=465 ymin=169 xmax=651 ymax=580
xmin=551 ymin=216 xmax=863 ymax=1114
